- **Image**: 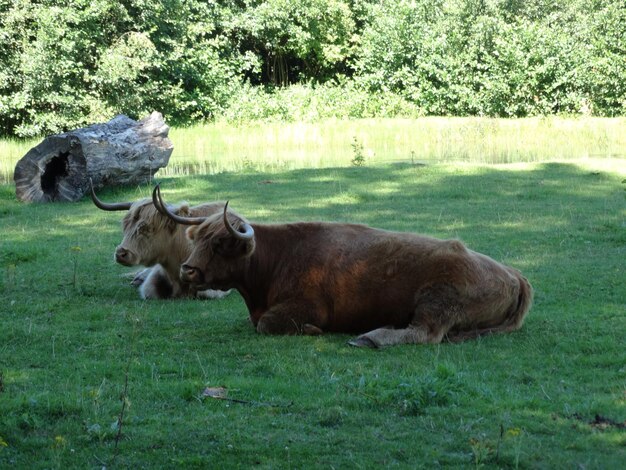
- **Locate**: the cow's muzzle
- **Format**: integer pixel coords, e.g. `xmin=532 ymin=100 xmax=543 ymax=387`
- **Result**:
xmin=181 ymin=264 xmax=203 ymax=285
xmin=115 ymin=246 xmax=135 ymax=266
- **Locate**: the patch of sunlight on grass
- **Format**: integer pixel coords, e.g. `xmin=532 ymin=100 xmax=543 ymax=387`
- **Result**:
xmin=305 ymin=199 xmax=329 ymax=210
xmin=4 ymin=369 xmax=33 ymax=384
xmin=591 ymin=431 xmax=626 ymax=447
xmin=489 ymin=220 xmax=530 ymax=231
xmin=369 ymin=181 xmax=404 ymax=196
xmin=323 ymin=192 xmax=364 ymax=206
xmin=307 ymin=173 xmax=341 ymax=183
xmin=52 ymin=216 xmax=106 ymax=229
xmin=247 ymin=208 xmax=275 ymax=218
xmin=438 ymin=219 xmax=469 ymax=232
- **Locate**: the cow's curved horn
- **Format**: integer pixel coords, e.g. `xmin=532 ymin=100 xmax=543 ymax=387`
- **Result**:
xmin=151 ymin=184 xmax=168 ymax=216
xmin=89 ymin=178 xmax=132 ymax=211
xmin=153 ymin=184 xmax=205 ymax=225
xmin=223 ymin=201 xmax=254 ymax=241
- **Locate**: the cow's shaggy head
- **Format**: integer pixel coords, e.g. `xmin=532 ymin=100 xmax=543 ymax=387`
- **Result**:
xmin=153 ymin=185 xmax=254 ymax=291
xmin=90 ymin=180 xmax=191 ymax=267
xmin=116 ymin=199 xmax=192 ymax=267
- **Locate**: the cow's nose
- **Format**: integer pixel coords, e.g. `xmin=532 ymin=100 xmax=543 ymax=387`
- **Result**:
xmin=115 ymin=247 xmax=130 ymax=263
xmin=181 ymin=264 xmax=200 ymax=283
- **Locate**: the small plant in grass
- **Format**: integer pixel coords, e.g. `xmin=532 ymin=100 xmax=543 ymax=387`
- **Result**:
xmin=396 ymin=363 xmax=462 ymax=416
xmin=349 ymin=363 xmax=464 ymax=416
xmin=4 ymin=263 xmax=16 ymax=290
xmin=469 ymin=434 xmax=494 ymax=468
xmin=52 ymin=435 xmax=67 ymax=450
xmin=504 ymin=427 xmax=524 ymax=469
xmin=70 ymin=246 xmax=81 ymax=289
xmin=51 ymin=435 xmax=68 ymax=468
xmin=241 ymin=156 xmax=256 ymax=172
xmin=351 ymin=136 xmax=366 ymax=166
xmin=317 ymin=406 xmax=346 ymax=427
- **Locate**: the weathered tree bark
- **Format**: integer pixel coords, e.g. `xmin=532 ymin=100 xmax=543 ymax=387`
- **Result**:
xmin=14 ymin=112 xmax=173 ymax=202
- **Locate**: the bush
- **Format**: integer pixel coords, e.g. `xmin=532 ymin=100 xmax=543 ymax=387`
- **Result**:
xmin=221 ymin=82 xmax=422 ymax=123
xmin=352 ymin=0 xmax=625 ymax=117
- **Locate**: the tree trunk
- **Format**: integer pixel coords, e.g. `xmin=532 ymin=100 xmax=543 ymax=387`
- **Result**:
xmin=14 ymin=112 xmax=173 ymax=202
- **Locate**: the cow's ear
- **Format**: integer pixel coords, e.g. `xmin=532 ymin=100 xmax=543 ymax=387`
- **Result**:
xmin=186 ymin=226 xmax=198 ymax=240
xmin=165 ymin=204 xmax=191 ymax=232
xmin=177 ymin=204 xmax=191 ymax=217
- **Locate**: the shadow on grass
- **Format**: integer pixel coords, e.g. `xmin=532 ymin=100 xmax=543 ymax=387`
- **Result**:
xmin=3 ymin=161 xmax=623 ymax=318
xmin=2 ymin=161 xmax=624 ymax=268
xmin=152 ymin=161 xmax=625 ymax=255
xmin=1 ymin=161 xmax=623 ymax=298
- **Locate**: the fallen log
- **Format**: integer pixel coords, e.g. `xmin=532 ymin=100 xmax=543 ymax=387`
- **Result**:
xmin=14 ymin=112 xmax=173 ymax=202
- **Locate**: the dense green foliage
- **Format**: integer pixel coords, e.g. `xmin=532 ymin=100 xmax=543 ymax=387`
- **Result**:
xmin=355 ymin=0 xmax=626 ymax=117
xmin=1 ymin=161 xmax=625 ymax=467
xmin=1 ymin=0 xmax=625 ymax=136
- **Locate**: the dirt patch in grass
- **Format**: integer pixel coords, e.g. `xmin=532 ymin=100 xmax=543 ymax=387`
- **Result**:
xmin=572 ymin=413 xmax=626 ymax=430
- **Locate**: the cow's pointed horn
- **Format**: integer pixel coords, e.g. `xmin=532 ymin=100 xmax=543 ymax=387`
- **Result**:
xmin=152 ymin=184 xmax=167 ymax=215
xmin=153 ymin=184 xmax=205 ymax=225
xmin=89 ymin=178 xmax=132 ymax=211
xmin=223 ymin=201 xmax=254 ymax=241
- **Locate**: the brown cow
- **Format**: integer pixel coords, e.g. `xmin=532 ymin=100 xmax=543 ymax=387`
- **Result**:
xmin=155 ymin=186 xmax=532 ymax=347
xmin=90 ymin=181 xmax=230 ymax=300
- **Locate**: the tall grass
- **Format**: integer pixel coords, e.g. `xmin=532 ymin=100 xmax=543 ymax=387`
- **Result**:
xmin=0 ymin=137 xmax=39 ymax=185
xmin=1 ymin=117 xmax=624 ymax=183
xmin=166 ymin=116 xmax=626 ymax=173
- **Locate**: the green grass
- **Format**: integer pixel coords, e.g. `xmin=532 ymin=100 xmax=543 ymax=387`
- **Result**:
xmin=1 ymin=158 xmax=625 ymax=468
xmin=2 ymin=117 xmax=625 ymax=183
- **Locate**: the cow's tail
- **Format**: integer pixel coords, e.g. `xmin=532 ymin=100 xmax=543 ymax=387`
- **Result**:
xmin=447 ymin=273 xmax=533 ymax=342
xmin=509 ymin=273 xmax=533 ymax=330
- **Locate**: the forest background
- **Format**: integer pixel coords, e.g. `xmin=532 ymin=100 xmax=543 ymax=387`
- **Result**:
xmin=1 ymin=0 xmax=625 ymax=138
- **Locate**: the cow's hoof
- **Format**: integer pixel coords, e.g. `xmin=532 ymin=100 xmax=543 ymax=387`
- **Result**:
xmin=130 ymin=276 xmax=145 ymax=287
xmin=347 ymin=336 xmax=379 ymax=348
xmin=256 ymin=314 xmax=282 ymax=335
xmin=129 ymin=268 xmax=151 ymax=287
xmin=302 ymin=324 xmax=323 ymax=335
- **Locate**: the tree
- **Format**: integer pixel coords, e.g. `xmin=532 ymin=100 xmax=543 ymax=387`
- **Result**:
xmin=226 ymin=0 xmax=357 ymax=86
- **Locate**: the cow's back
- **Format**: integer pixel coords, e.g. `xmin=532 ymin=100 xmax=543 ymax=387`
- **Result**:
xmin=254 ymin=223 xmax=474 ymax=332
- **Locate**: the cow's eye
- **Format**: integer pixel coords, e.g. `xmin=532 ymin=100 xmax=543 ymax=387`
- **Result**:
xmin=137 ymin=223 xmax=150 ymax=234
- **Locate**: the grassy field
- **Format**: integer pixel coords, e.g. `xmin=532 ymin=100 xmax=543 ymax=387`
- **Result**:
xmin=1 ymin=117 xmax=625 ymax=183
xmin=1 ymin=151 xmax=625 ymax=467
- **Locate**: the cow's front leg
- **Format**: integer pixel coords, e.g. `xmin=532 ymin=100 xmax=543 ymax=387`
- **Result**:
xmin=127 ymin=267 xmax=153 ymax=287
xmin=256 ymin=300 xmax=324 ymax=336
xmin=139 ymin=266 xmax=174 ymax=299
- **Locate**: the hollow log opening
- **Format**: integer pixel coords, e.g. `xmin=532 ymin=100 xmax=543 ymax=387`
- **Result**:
xmin=14 ymin=112 xmax=172 ymax=202
xmin=40 ymin=152 xmax=70 ymax=200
